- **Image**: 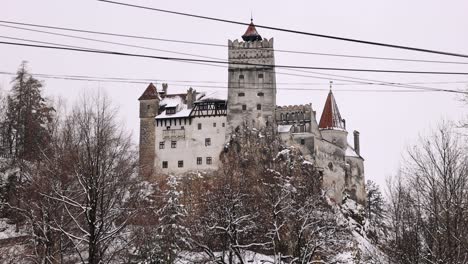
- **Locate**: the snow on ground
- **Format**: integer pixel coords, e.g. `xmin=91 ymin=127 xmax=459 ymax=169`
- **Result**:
xmin=178 ymin=250 xmax=275 ymax=264
xmin=0 ymin=219 xmax=23 ymax=239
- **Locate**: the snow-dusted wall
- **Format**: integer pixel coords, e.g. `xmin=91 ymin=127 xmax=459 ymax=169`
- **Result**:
xmin=281 ymin=129 xmax=366 ymax=205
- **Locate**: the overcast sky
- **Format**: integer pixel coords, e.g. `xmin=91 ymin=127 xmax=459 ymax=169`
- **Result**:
xmin=1 ymin=0 xmax=467 ymax=187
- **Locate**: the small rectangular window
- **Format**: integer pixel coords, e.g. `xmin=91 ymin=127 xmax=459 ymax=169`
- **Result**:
xmin=147 ymin=105 xmax=150 ymax=109
xmin=258 ymin=73 xmax=264 ymax=79
xmin=257 ymin=104 xmax=262 ymax=110
xmin=238 ymin=92 xmax=245 ymax=97
xmin=257 ymin=92 xmax=264 ymax=97
xmin=205 ymin=138 xmax=211 ymax=146
xmin=178 ymin=160 xmax=184 ymax=168
xmin=198 ymin=123 xmax=202 ymax=130
xmin=197 ymin=157 xmax=202 ymax=165
xmin=222 ymin=123 xmax=225 ymax=127
xmin=166 ymin=107 xmax=176 ymax=114
xmin=213 ymin=123 xmax=216 ymax=127
xmin=171 ymin=141 xmax=177 ymax=148
xmin=239 ymin=74 xmax=244 ymax=79
xmin=162 ymin=161 xmax=168 ymax=168
xmin=206 ymin=157 xmax=212 ymax=165
xmin=159 ymin=142 xmax=165 ymax=149
xmin=300 ymin=139 xmax=305 ymax=145
xmin=242 ymin=105 xmax=247 ymax=111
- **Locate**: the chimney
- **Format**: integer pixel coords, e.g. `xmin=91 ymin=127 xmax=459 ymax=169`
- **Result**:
xmin=186 ymin=87 xmax=194 ymax=109
xmin=353 ymin=130 xmax=360 ymax=155
xmin=161 ymin=83 xmax=168 ymax=98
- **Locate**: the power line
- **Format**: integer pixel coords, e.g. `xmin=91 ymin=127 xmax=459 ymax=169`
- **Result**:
xmin=279 ymin=68 xmax=466 ymax=94
xmin=1 ymin=20 xmax=468 ymax=65
xmin=0 ymin=71 xmax=436 ymax=93
xmin=3 ymin=41 xmax=468 ymax=77
xmin=0 ymin=71 xmax=465 ymax=94
xmin=97 ymin=0 xmax=468 ymax=59
xmin=2 ymin=71 xmax=465 ymax=87
xmin=1 ymin=35 xmax=465 ymax=94
xmin=0 ymin=24 xmax=224 ymax=61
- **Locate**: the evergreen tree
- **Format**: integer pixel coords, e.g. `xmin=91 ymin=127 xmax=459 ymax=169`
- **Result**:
xmin=157 ymin=175 xmax=191 ymax=263
xmin=3 ymin=61 xmax=54 ymax=161
xmin=365 ymin=180 xmax=384 ymax=226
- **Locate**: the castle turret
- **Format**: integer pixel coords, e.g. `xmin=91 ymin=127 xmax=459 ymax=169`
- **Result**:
xmin=138 ymin=83 xmax=160 ymax=179
xmin=227 ymin=19 xmax=276 ymax=133
xmin=319 ymin=89 xmax=348 ymax=149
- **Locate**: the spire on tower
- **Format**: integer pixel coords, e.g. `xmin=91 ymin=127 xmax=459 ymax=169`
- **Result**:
xmin=319 ymin=90 xmax=345 ymax=130
xmin=242 ymin=18 xmax=262 ymax=42
xmin=138 ymin=83 xmax=160 ymax=100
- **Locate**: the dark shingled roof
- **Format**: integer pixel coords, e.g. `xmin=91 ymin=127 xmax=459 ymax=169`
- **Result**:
xmin=138 ymin=83 xmax=159 ymax=100
xmin=319 ymin=90 xmax=345 ymax=130
xmin=242 ymin=20 xmax=262 ymax=42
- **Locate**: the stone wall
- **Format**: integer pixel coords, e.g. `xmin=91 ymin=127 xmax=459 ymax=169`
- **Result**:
xmin=227 ymin=38 xmax=276 ymax=134
xmin=139 ymin=98 xmax=158 ymax=180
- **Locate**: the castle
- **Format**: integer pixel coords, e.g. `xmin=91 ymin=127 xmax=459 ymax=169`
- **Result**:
xmin=138 ymin=20 xmax=366 ymax=204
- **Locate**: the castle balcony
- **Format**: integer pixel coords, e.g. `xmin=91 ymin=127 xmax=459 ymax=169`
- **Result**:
xmin=163 ymin=129 xmax=185 ymax=139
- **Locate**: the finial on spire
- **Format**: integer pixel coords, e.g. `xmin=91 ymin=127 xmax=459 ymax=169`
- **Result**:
xmin=329 ymin=81 xmax=333 ymax=91
xmin=242 ymin=14 xmax=262 ymax=41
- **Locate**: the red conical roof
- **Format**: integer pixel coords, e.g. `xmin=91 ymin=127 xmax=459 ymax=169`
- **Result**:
xmin=242 ymin=19 xmax=262 ymax=41
xmin=138 ymin=83 xmax=160 ymax=100
xmin=319 ymin=90 xmax=345 ymax=130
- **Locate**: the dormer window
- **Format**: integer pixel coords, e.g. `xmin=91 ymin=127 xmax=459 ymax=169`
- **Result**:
xmin=166 ymin=107 xmax=176 ymax=115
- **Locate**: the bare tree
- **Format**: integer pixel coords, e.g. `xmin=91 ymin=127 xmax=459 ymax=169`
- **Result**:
xmin=36 ymin=94 xmax=139 ymax=263
xmin=386 ymin=122 xmax=468 ymax=264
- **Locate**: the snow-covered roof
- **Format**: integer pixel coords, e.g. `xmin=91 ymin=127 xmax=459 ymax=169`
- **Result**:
xmin=156 ymin=95 xmax=192 ymax=119
xmin=156 ymin=108 xmax=192 ymax=119
xmin=195 ymin=91 xmax=227 ymax=102
xmin=160 ymin=96 xmax=183 ymax=108
xmin=345 ymin=145 xmax=360 ymax=158
xmin=277 ymin=125 xmax=293 ymax=133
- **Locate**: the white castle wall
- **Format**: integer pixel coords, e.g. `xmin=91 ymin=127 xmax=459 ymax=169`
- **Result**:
xmin=154 ymin=115 xmax=226 ymax=175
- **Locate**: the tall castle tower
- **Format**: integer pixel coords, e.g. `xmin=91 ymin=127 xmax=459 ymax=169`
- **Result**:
xmin=138 ymin=83 xmax=160 ymax=179
xmin=227 ymin=20 xmax=277 ymax=133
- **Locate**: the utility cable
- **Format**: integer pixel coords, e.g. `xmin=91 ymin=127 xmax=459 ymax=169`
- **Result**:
xmin=97 ymin=0 xmax=468 ymax=59
xmin=3 ymin=41 xmax=468 ymax=76
xmin=1 ymin=20 xmax=468 ymax=65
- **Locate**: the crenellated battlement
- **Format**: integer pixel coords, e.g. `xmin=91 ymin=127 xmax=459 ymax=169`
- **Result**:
xmin=228 ymin=38 xmax=274 ymax=49
xmin=276 ymin=103 xmax=312 ymax=112
xmin=228 ymin=39 xmax=275 ymax=69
